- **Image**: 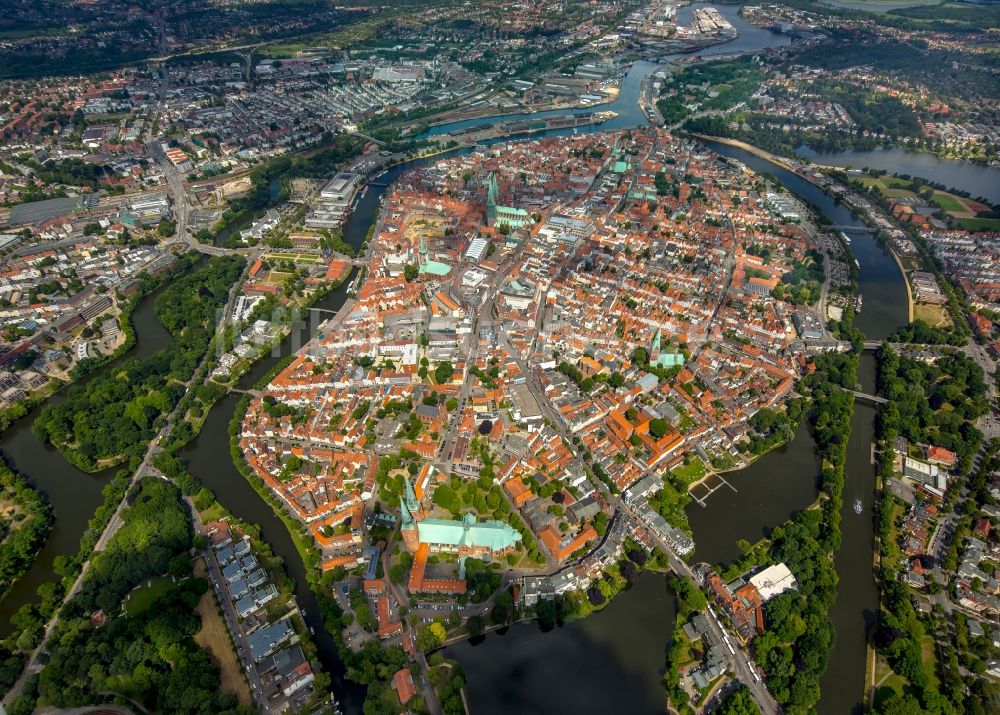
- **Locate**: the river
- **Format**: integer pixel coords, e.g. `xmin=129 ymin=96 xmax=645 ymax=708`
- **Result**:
xmin=417 ymin=4 xmax=791 ymax=141
xmin=0 ymin=4 xmax=947 ymax=711
xmin=177 ymin=275 xmax=367 ymax=714
xmin=796 ymin=146 xmax=1000 ymax=204
xmin=0 ymin=270 xmax=188 ymax=636
xmin=406 ymin=8 xmax=897 ymax=715
xmin=214 ymin=176 xmax=283 ymax=246
xmin=692 ymin=141 xmax=906 ymax=715
xmin=445 ymin=572 xmax=677 ymax=715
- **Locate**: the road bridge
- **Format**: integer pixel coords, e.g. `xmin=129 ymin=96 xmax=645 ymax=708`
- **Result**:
xmin=844 ymin=388 xmax=887 ymax=405
xmin=829 ymin=225 xmax=877 ymax=233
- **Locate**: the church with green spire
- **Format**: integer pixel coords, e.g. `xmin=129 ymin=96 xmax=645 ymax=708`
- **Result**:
xmin=417 ymin=233 xmax=451 ymax=276
xmin=400 ymin=474 xmax=521 ymax=557
xmin=650 ymin=328 xmax=685 ymax=369
xmin=486 ymin=173 xmax=531 ymax=230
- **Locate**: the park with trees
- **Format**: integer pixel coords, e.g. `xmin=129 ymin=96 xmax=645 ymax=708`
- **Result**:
xmin=32 ymin=255 xmax=244 ymax=471
xmin=14 ymin=478 xmax=252 ymax=714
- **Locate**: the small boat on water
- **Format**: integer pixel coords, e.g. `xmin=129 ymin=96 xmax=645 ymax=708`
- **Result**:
xmin=855 ymin=294 xmax=863 ymax=313
xmin=840 ymin=231 xmax=851 ymax=245
xmin=854 ymin=499 xmax=863 ymax=514
xmin=854 ymin=258 xmax=860 ymax=269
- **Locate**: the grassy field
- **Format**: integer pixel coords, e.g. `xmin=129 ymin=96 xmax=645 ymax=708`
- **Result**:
xmin=671 ymin=457 xmax=707 ymax=485
xmin=883 ymin=500 xmax=906 ymax=572
xmin=125 ymin=575 xmax=176 ymax=617
xmin=957 ymin=217 xmax=1000 ymax=232
xmin=193 ymin=558 xmax=252 ymax=707
xmin=858 ymin=175 xmax=913 ymax=188
xmin=199 ymin=502 xmax=227 ymax=523
xmin=269 ymin=252 xmax=326 ymax=264
xmin=920 ymin=634 xmax=940 ymax=691
xmin=930 ymin=192 xmax=968 ymax=213
xmin=913 ymin=302 xmax=952 ymax=328
xmin=857 ymin=176 xmax=918 ymax=200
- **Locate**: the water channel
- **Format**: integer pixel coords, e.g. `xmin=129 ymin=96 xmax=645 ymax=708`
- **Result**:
xmin=177 ymin=276 xmax=370 ymax=711
xmin=419 ymin=4 xmax=791 ymax=143
xmin=693 ymin=141 xmax=907 ymax=715
xmin=0 ymin=267 xmax=193 ymax=635
xmin=796 ymin=145 xmax=1000 ymax=204
xmin=213 ymin=176 xmax=283 ymax=247
xmin=0 ymin=3 xmax=970 ymax=712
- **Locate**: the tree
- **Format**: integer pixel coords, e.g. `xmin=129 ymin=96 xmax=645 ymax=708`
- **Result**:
xmin=648 ymin=418 xmax=668 ymax=439
xmin=434 ymin=362 xmax=453 ymax=384
xmin=403 ymin=264 xmax=419 ymax=282
xmin=156 ymin=218 xmax=177 ymax=237
xmin=490 ymin=589 xmax=514 ymax=625
xmin=718 ymin=683 xmax=761 ymax=715
xmin=467 ymin=615 xmax=485 ymax=637
xmin=416 ymin=622 xmax=447 ymax=652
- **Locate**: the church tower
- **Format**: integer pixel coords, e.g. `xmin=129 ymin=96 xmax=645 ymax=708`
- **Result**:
xmin=400 ymin=476 xmax=422 ymax=552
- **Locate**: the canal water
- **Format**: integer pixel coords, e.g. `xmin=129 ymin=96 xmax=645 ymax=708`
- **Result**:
xmin=0 ymin=271 xmax=188 ymax=636
xmin=796 ymin=145 xmax=1000 ymax=204
xmin=0 ymin=4 xmax=941 ymax=711
xmin=417 ymin=4 xmax=791 ymax=140
xmin=445 ymin=572 xmax=677 ymax=715
xmin=213 ymin=176 xmax=283 ymax=246
xmin=177 ymin=276 xmax=368 ymax=713
xmin=692 ymin=141 xmax=906 ymax=714
xmin=402 ymin=8 xmax=907 ymax=714
xmin=703 ymin=140 xmax=909 ymax=340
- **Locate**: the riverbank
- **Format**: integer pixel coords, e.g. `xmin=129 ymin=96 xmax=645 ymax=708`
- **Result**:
xmin=684 ymin=140 xmax=905 ymax=714
xmin=888 ymin=247 xmax=915 ymax=323
xmin=690 ymin=132 xmax=918 ymax=323
xmin=687 ymin=133 xmax=801 ymax=172
xmin=0 ymin=251 xmax=202 ymax=436
xmin=0 ymin=456 xmax=53 ymax=604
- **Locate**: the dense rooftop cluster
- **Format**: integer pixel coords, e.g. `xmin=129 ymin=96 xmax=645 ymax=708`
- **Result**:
xmin=241 ymin=127 xmax=819 ymax=587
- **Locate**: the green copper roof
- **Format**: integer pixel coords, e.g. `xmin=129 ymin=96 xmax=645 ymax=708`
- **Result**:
xmin=613 ymin=160 xmax=629 ymax=173
xmin=419 ymin=260 xmax=451 ymax=276
xmin=653 ymin=353 xmax=685 ymax=368
xmin=417 ymin=515 xmax=521 ymax=553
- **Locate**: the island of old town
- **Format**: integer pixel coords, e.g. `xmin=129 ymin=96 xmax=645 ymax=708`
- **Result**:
xmin=0 ymin=2 xmax=998 ymax=715
xmin=237 ymin=127 xmax=835 ymax=713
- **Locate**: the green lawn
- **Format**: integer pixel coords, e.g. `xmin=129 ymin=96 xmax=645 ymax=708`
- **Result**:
xmin=930 ymin=193 xmax=967 ymax=213
xmin=921 ymin=635 xmax=940 ymax=691
xmin=958 ymin=217 xmax=1000 ymax=231
xmin=913 ymin=302 xmax=951 ymax=329
xmin=125 ymin=575 xmax=176 ymax=616
xmin=199 ymin=502 xmax=227 ymax=523
xmin=268 ymin=252 xmax=325 ymax=264
xmin=671 ymin=457 xmax=707 ymax=485
xmin=857 ymin=176 xmax=916 ymax=199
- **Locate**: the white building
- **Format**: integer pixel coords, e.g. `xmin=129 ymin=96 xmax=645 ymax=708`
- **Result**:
xmin=749 ymin=563 xmax=797 ymax=601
